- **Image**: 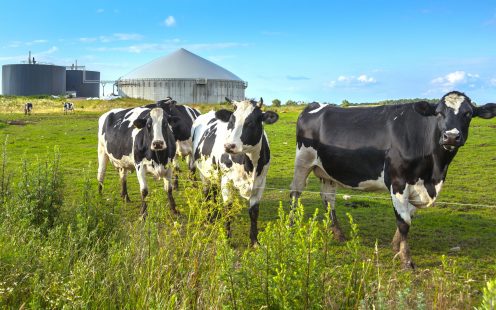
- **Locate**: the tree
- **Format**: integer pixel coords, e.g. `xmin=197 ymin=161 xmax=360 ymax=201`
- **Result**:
xmin=285 ymin=100 xmax=298 ymax=106
xmin=341 ymin=99 xmax=350 ymax=107
xmin=272 ymin=99 xmax=281 ymax=107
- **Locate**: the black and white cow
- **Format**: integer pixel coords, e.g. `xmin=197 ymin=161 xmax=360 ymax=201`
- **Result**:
xmin=97 ymin=103 xmax=179 ymax=216
xmin=290 ymin=91 xmax=496 ymax=268
xmin=24 ymin=102 xmax=33 ymax=115
xmin=63 ymin=102 xmax=74 ymax=114
xmin=191 ymin=98 xmax=279 ymax=244
xmin=146 ymin=97 xmax=201 ymax=187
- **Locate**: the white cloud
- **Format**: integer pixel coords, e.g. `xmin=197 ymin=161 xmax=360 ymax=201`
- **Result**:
xmin=79 ymin=33 xmax=143 ymax=43
xmin=5 ymin=39 xmax=48 ymax=48
xmin=38 ymin=46 xmax=58 ymax=55
xmin=327 ymin=74 xmax=377 ymax=88
xmin=164 ymin=16 xmax=176 ymax=27
xmin=0 ymin=46 xmax=58 ymax=61
xmin=113 ymin=33 xmax=143 ymax=41
xmin=96 ymin=8 xmax=104 ymax=13
xmin=490 ymin=78 xmax=496 ymax=86
xmin=357 ymin=74 xmax=376 ymax=83
xmin=79 ymin=37 xmax=97 ymax=43
xmin=431 ymin=71 xmax=480 ymax=88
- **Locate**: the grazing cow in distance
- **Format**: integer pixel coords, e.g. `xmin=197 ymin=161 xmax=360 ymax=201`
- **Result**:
xmin=290 ymin=91 xmax=496 ymax=268
xmin=146 ymin=97 xmax=201 ymax=188
xmin=97 ymin=102 xmax=180 ymax=216
xmin=24 ymin=102 xmax=33 ymax=115
xmin=63 ymin=102 xmax=74 ymax=114
xmin=191 ymin=97 xmax=279 ymax=244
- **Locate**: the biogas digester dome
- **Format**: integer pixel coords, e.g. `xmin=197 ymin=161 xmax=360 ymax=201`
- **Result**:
xmin=117 ymin=48 xmax=247 ymax=103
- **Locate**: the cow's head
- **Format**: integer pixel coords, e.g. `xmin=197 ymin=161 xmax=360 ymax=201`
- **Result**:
xmin=133 ymin=107 xmax=179 ymax=151
xmin=215 ymin=97 xmax=278 ymax=154
xmin=157 ymin=98 xmax=190 ymax=140
xmin=414 ymin=91 xmax=496 ymax=152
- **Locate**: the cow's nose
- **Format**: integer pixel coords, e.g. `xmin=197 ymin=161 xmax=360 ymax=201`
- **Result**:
xmin=152 ymin=140 xmax=165 ymax=150
xmin=224 ymin=143 xmax=236 ymax=153
xmin=442 ymin=132 xmax=461 ymax=145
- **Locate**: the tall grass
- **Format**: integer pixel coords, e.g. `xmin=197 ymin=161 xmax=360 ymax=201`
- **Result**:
xmin=0 ymin=147 xmax=494 ymax=308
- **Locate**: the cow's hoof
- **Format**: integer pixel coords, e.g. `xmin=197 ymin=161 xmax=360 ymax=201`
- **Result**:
xmin=402 ymin=260 xmax=415 ymax=270
xmin=393 ymin=252 xmax=416 ymax=270
xmin=332 ymin=226 xmax=346 ymax=242
xmin=171 ymin=209 xmax=180 ymax=216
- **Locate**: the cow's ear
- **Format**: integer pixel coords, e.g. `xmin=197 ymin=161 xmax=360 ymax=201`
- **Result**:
xmin=215 ymin=109 xmax=233 ymax=122
xmin=262 ymin=111 xmax=279 ymax=124
xmin=413 ymin=101 xmax=437 ymax=116
xmin=133 ymin=119 xmax=147 ymax=129
xmin=256 ymin=97 xmax=263 ymax=108
xmin=473 ymin=103 xmax=496 ymax=119
xmin=156 ymin=97 xmax=175 ymax=109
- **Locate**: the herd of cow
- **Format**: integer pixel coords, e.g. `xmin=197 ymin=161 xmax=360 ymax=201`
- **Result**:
xmin=23 ymin=102 xmax=74 ymax=115
xmin=95 ymin=92 xmax=496 ymax=269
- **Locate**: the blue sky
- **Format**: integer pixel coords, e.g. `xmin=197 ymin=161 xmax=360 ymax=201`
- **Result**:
xmin=1 ymin=0 xmax=496 ymax=104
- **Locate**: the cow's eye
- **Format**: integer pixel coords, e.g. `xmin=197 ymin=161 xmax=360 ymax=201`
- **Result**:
xmin=464 ymin=111 xmax=472 ymax=118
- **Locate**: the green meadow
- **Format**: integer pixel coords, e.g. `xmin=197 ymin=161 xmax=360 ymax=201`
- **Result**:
xmin=0 ymin=97 xmax=495 ymax=309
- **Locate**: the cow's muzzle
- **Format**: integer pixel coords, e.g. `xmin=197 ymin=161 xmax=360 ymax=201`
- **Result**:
xmin=152 ymin=140 xmax=165 ymax=150
xmin=441 ymin=132 xmax=463 ymax=151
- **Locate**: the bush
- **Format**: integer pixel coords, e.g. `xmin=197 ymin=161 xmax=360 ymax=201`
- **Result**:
xmin=478 ymin=278 xmax=496 ymax=310
xmin=0 ymin=147 xmax=487 ymax=308
xmin=272 ymin=99 xmax=281 ymax=107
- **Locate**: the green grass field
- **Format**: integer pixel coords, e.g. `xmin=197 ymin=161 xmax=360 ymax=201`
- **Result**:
xmin=0 ymin=97 xmax=495 ymax=308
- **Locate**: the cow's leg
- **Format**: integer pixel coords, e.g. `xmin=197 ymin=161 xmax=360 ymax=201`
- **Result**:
xmin=97 ymin=143 xmax=108 ymax=194
xmin=290 ymin=147 xmax=316 ymax=209
xmin=172 ymin=158 xmax=180 ymax=190
xmin=248 ymin=182 xmax=265 ymax=246
xmin=320 ymin=179 xmax=345 ymax=241
xmin=118 ymin=168 xmax=131 ymax=202
xmin=163 ymin=168 xmax=179 ymax=214
xmin=220 ymin=176 xmax=234 ymax=239
xmin=390 ymin=185 xmax=416 ymax=269
xmin=186 ymin=154 xmax=197 ymax=180
xmin=136 ymin=163 xmax=149 ymax=218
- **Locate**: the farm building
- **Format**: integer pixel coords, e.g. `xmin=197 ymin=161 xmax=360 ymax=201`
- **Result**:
xmin=66 ymin=68 xmax=100 ymax=98
xmin=116 ymin=48 xmax=247 ymax=104
xmin=1 ymin=53 xmax=101 ymax=97
xmin=2 ymin=63 xmax=66 ymax=96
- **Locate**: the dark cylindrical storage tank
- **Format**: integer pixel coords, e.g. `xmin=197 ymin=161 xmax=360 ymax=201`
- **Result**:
xmin=2 ymin=64 xmax=66 ymax=96
xmin=66 ymin=70 xmax=100 ymax=97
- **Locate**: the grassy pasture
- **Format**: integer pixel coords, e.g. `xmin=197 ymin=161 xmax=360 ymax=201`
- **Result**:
xmin=0 ymin=97 xmax=495 ymax=308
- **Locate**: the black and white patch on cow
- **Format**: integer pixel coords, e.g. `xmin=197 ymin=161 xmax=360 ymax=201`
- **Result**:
xmin=24 ymin=102 xmax=33 ymax=115
xmin=146 ymin=97 xmax=201 ymax=188
xmin=63 ymin=102 xmax=74 ymax=114
xmin=97 ymin=104 xmax=178 ymax=216
xmin=290 ymin=91 xmax=496 ymax=268
xmin=191 ymin=97 xmax=278 ymax=244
